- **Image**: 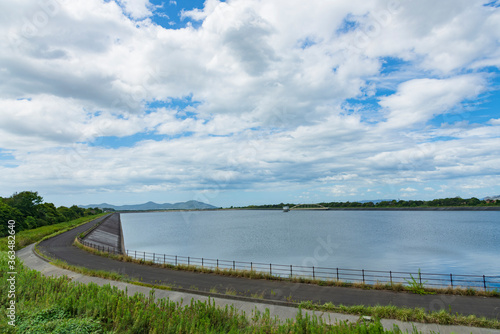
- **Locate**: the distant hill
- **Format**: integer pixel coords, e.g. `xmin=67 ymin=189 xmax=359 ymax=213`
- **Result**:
xmin=484 ymin=195 xmax=500 ymax=201
xmin=80 ymin=200 xmax=217 ymax=211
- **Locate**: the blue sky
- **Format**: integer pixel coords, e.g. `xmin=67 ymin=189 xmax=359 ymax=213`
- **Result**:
xmin=0 ymin=0 xmax=499 ymax=207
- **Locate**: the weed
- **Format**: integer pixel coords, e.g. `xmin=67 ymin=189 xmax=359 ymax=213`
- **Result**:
xmin=298 ymin=300 xmax=500 ymax=330
xmin=250 ymin=291 xmax=265 ymax=299
xmin=225 ymin=288 xmax=237 ymax=296
xmin=405 ymin=269 xmax=436 ymax=295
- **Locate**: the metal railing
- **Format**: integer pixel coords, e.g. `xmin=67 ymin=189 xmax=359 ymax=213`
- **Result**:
xmin=78 ymin=239 xmax=123 ymax=256
xmin=79 ymin=240 xmax=500 ymax=291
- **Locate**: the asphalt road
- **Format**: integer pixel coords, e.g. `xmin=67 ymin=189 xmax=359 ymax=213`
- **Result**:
xmin=37 ymin=214 xmax=500 ymax=320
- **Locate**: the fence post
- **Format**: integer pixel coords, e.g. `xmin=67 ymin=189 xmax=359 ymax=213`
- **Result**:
xmin=336 ymin=268 xmax=339 ymax=281
xmin=153 ymin=253 xmax=155 ymax=263
xmin=270 ymin=263 xmax=272 ymax=276
xmin=164 ymin=254 xmax=165 ymax=265
xmin=390 ymin=271 xmax=392 ymax=285
xmin=251 ymin=262 xmax=253 ymax=271
xmin=217 ymin=259 xmax=219 ymax=269
xmin=290 ymin=265 xmax=293 ymax=277
xmin=202 ymin=258 xmax=204 ymax=267
xmin=419 ymin=271 xmax=422 ymax=285
xmin=362 ymin=269 xmax=365 ymax=284
xmin=188 ymin=257 xmax=190 ymax=266
xmin=450 ymin=274 xmax=453 ymax=288
xmin=483 ymin=275 xmax=487 ymax=290
xmin=143 ymin=251 xmax=145 ymax=261
xmin=313 ymin=266 xmax=315 ymax=279
xmin=175 ymin=255 xmax=177 ymax=266
xmin=135 ymin=250 xmax=137 ymax=259
xmin=233 ymin=260 xmax=235 ymax=271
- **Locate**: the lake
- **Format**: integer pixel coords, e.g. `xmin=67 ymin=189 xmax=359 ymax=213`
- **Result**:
xmin=120 ymin=210 xmax=500 ymax=277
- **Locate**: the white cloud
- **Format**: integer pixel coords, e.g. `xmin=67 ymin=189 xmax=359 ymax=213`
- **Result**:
xmin=118 ymin=0 xmax=153 ymax=19
xmin=379 ymin=75 xmax=486 ymax=129
xmin=400 ymin=187 xmax=417 ymax=192
xmin=0 ymin=0 xmax=499 ymax=206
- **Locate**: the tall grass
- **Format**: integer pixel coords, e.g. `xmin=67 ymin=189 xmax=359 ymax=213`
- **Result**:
xmin=0 ymin=213 xmax=107 ymax=251
xmin=37 ymin=244 xmax=500 ymax=330
xmin=0 ymin=253 xmax=410 ymax=333
xmin=299 ymin=301 xmax=500 ymax=330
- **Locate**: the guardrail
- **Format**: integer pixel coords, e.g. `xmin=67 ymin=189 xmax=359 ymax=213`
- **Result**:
xmin=78 ymin=240 xmax=500 ymax=291
xmin=79 ymin=239 xmax=123 ymax=255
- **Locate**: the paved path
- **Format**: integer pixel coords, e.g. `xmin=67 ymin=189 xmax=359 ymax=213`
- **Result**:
xmin=28 ymin=214 xmax=500 ymax=332
xmin=17 ymin=244 xmax=500 ymax=334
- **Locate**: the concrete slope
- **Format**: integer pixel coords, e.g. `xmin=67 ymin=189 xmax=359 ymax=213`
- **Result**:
xmin=81 ymin=213 xmax=124 ymax=254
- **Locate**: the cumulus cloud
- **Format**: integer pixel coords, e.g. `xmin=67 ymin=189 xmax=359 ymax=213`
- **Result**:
xmin=0 ymin=0 xmax=499 ymax=205
xmin=118 ymin=0 xmax=153 ymax=19
xmin=379 ymin=75 xmax=486 ymax=129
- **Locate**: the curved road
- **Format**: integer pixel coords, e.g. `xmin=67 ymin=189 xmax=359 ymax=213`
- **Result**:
xmin=37 ymin=214 xmax=500 ymax=320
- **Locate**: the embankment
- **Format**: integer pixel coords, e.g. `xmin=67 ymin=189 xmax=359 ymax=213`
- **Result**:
xmin=80 ymin=213 xmax=125 ymax=255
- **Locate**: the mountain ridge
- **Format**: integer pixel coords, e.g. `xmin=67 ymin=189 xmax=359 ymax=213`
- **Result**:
xmin=79 ymin=200 xmax=217 ymax=211
xmin=484 ymin=195 xmax=500 ymax=201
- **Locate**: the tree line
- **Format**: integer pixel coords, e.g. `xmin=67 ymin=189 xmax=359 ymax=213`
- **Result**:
xmin=243 ymin=196 xmax=499 ymax=209
xmin=0 ymin=191 xmax=103 ymax=237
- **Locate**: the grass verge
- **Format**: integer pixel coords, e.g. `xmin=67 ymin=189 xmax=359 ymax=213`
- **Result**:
xmin=35 ymin=240 xmax=500 ymax=329
xmin=299 ymin=301 xmax=500 ymax=330
xmin=2 ymin=252 xmax=412 ymax=334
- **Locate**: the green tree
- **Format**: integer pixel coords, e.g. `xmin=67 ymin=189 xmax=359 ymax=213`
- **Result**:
xmin=90 ymin=207 xmax=103 ymax=214
xmin=466 ymin=197 xmax=481 ymax=206
xmin=6 ymin=191 xmax=43 ymax=219
xmin=57 ymin=206 xmax=79 ymax=221
xmin=0 ymin=200 xmax=24 ymax=236
xmin=37 ymin=202 xmax=65 ymax=226
xmin=70 ymin=205 xmax=85 ymax=217
xmin=23 ymin=216 xmax=37 ymax=230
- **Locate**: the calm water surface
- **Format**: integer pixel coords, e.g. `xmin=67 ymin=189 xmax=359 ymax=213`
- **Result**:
xmin=121 ymin=210 xmax=500 ymax=275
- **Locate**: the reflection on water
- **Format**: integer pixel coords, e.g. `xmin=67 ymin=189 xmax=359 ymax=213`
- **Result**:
xmin=121 ymin=210 xmax=500 ymax=276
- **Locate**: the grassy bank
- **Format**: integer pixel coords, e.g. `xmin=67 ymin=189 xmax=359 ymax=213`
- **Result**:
xmin=298 ymin=301 xmax=500 ymax=330
xmin=1 ymin=253 xmax=411 ymax=333
xmin=31 ymin=241 xmax=498 ymax=330
xmin=0 ymin=213 xmax=107 ymax=252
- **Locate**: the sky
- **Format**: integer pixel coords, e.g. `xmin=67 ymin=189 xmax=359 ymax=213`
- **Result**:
xmin=1 ymin=0 xmax=500 ymax=208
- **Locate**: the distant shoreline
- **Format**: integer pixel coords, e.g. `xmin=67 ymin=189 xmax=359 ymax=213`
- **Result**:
xmin=117 ymin=206 xmax=500 ymax=213
xmin=316 ymin=206 xmax=500 ymax=211
xmin=235 ymin=206 xmax=500 ymax=211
